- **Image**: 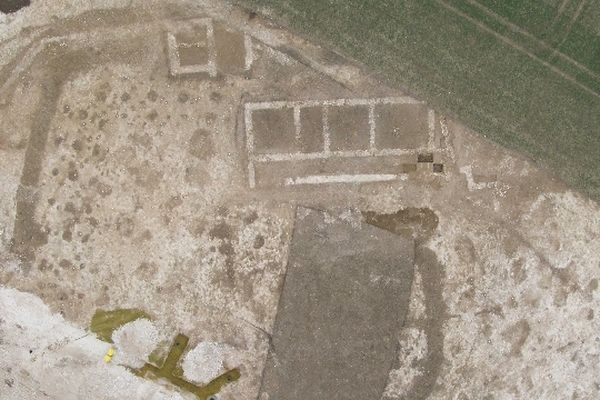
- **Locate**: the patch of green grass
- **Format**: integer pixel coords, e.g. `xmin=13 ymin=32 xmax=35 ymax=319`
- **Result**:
xmin=134 ymin=334 xmax=240 ymax=400
xmin=90 ymin=308 xmax=150 ymax=343
xmin=91 ymin=311 xmax=240 ymax=399
xmin=238 ymin=0 xmax=600 ymax=200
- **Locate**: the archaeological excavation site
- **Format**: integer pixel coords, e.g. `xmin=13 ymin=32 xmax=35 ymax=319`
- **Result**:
xmin=0 ymin=1 xmax=598 ymax=399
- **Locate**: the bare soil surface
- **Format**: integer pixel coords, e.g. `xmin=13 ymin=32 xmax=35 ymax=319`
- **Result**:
xmin=0 ymin=1 xmax=598 ymax=400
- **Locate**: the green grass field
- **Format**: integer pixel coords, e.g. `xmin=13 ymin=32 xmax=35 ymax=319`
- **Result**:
xmin=238 ymin=0 xmax=600 ymax=200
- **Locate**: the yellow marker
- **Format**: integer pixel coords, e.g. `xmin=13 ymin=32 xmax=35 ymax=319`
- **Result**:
xmin=103 ymin=347 xmax=115 ymax=363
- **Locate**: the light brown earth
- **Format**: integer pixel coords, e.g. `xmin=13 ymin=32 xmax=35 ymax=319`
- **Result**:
xmin=0 ymin=1 xmax=598 ymax=400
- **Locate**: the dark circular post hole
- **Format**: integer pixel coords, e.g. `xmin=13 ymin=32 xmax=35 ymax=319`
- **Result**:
xmin=0 ymin=0 xmax=31 ymax=14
